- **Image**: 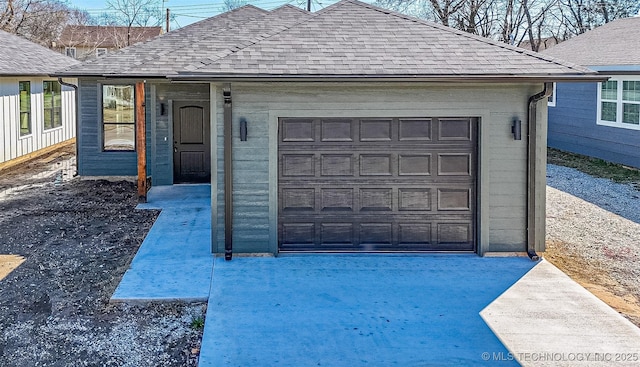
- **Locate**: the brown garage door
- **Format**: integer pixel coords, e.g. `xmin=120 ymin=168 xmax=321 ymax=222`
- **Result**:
xmin=278 ymin=117 xmax=477 ymax=252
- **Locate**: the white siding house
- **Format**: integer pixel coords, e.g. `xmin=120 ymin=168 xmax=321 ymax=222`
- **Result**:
xmin=0 ymin=30 xmax=78 ymax=166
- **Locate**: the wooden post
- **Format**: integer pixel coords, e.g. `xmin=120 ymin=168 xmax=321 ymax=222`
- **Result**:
xmin=136 ymin=81 xmax=147 ymax=203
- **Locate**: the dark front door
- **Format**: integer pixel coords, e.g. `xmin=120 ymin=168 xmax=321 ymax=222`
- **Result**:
xmin=173 ymin=101 xmax=210 ymax=183
xmin=278 ymin=117 xmax=477 ymax=252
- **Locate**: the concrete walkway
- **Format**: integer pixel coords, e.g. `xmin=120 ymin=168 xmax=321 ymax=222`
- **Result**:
xmin=112 ymin=184 xmax=213 ymax=301
xmin=112 ymin=185 xmax=640 ymax=366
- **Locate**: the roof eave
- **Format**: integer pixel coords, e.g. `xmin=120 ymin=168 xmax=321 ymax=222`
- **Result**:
xmin=168 ymin=73 xmax=608 ymax=83
xmin=53 ymin=72 xmax=607 ymax=83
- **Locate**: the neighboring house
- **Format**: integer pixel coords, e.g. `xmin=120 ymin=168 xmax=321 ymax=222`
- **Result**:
xmin=544 ymin=17 xmax=640 ymax=168
xmin=54 ymin=25 xmax=162 ymax=61
xmin=0 ymin=30 xmax=78 ymax=167
xmin=56 ymin=0 xmax=599 ymax=257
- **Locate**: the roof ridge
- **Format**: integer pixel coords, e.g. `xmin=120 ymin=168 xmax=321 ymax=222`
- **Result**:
xmin=270 ymin=4 xmax=310 ymax=14
xmin=341 ymin=0 xmax=593 ymax=74
xmin=166 ymin=4 xmax=269 ymax=35
xmin=76 ymin=6 xmax=272 ymax=75
xmin=185 ymin=1 xmax=344 ymax=69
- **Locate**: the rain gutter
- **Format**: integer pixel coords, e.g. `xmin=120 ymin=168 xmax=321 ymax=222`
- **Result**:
xmin=223 ymin=84 xmax=233 ymax=261
xmin=57 ymin=78 xmax=79 ymax=176
xmin=526 ymin=82 xmax=553 ymax=261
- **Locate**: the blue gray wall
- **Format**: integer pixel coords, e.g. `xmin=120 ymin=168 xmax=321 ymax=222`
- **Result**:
xmin=77 ymin=78 xmax=142 ymax=176
xmin=77 ymin=79 xmax=209 ymax=181
xmin=548 ymin=82 xmax=640 ymax=168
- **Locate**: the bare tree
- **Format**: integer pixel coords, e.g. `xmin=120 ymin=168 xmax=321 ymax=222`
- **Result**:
xmin=372 ymin=0 xmax=639 ymax=51
xmin=221 ymin=0 xmax=248 ymax=12
xmin=454 ymin=0 xmax=497 ymax=36
xmin=428 ymin=0 xmax=466 ymax=26
xmin=104 ymin=0 xmax=161 ymax=45
xmin=0 ymin=0 xmax=72 ymax=46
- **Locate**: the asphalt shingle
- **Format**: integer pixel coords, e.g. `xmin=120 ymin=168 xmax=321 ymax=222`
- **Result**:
xmin=0 ymin=30 xmax=79 ymax=75
xmin=543 ymin=17 xmax=640 ymax=67
xmin=58 ymin=0 xmax=595 ymax=79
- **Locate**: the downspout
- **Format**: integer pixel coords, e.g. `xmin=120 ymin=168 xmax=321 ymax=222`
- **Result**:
xmin=223 ymin=84 xmax=233 ymax=261
xmin=526 ymin=82 xmax=553 ymax=261
xmin=58 ymin=78 xmax=79 ymax=176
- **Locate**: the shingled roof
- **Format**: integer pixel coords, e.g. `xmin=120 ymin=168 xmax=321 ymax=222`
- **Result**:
xmin=58 ymin=0 xmax=598 ymax=81
xmin=543 ymin=16 xmax=640 ymax=69
xmin=0 ymin=30 xmax=79 ymax=76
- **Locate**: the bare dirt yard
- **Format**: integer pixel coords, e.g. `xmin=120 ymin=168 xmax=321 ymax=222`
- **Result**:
xmin=545 ymin=149 xmax=640 ymax=328
xmin=0 ymin=143 xmax=204 ymax=366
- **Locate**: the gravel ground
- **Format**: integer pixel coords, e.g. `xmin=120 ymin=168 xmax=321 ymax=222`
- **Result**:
xmin=0 ymin=144 xmax=205 ymax=366
xmin=546 ymin=164 xmax=640 ymax=326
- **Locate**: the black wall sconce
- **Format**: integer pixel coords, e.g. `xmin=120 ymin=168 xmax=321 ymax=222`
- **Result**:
xmin=239 ymin=117 xmax=248 ymax=141
xmin=512 ymin=119 xmax=522 ymax=140
xmin=160 ymin=102 xmax=167 ymax=116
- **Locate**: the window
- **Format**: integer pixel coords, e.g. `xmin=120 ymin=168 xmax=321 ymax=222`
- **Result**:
xmin=65 ymin=47 xmax=76 ymax=59
xmin=43 ymin=81 xmax=62 ymax=130
xmin=597 ymin=76 xmax=640 ymax=130
xmin=96 ymin=48 xmax=107 ymax=58
xmin=102 ymin=85 xmax=135 ymax=151
xmin=19 ymin=81 xmax=31 ymax=136
xmin=547 ymin=82 xmax=556 ymax=107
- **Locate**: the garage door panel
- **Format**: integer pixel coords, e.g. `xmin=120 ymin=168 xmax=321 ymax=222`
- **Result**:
xmin=360 ymin=154 xmax=393 ymax=176
xmin=321 ymin=119 xmax=353 ymax=142
xmin=282 ymin=154 xmax=315 ymax=176
xmin=439 ymin=118 xmax=473 ymax=141
xmin=281 ymin=188 xmax=316 ymax=212
xmin=281 ymin=223 xmax=315 ymax=245
xmin=279 ymin=117 xmax=476 ymax=252
xmin=437 ymin=188 xmax=472 ymax=211
xmin=281 ymin=119 xmax=315 ymax=142
xmin=399 ymin=118 xmax=432 ymax=141
xmin=398 ymin=223 xmax=432 ymax=245
xmin=398 ymin=188 xmax=432 ymax=211
xmin=437 ymin=153 xmax=472 ymax=176
xmin=321 ymin=188 xmax=354 ymax=211
xmin=321 ymin=154 xmax=354 ymax=176
xmin=321 ymin=223 xmax=354 ymax=244
xmin=360 ymin=188 xmax=393 ymax=211
xmin=437 ymin=222 xmax=473 ymax=245
xmin=398 ymin=154 xmax=431 ymax=176
xmin=360 ymin=119 xmax=393 ymax=141
xmin=360 ymin=223 xmax=393 ymax=244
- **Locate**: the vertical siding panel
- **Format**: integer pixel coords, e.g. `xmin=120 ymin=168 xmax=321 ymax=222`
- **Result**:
xmin=0 ymin=80 xmax=7 ymax=162
xmin=8 ymin=80 xmax=18 ymax=160
xmin=33 ymin=78 xmax=43 ymax=153
xmin=0 ymin=77 xmax=76 ymax=166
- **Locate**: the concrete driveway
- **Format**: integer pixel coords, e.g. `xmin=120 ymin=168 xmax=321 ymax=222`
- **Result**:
xmin=113 ymin=185 xmax=640 ymax=366
xmin=199 ymin=255 xmax=533 ymax=366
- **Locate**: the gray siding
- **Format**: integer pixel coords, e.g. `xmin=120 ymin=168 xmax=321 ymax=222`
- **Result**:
xmin=77 ymin=78 xmax=137 ymax=176
xmin=212 ymin=82 xmax=545 ymax=254
xmin=548 ymin=82 xmax=640 ymax=168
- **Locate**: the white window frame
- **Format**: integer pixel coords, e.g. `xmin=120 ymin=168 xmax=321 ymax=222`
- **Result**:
xmin=547 ymin=82 xmax=556 ymax=107
xmin=65 ymin=47 xmax=76 ymax=59
xmin=96 ymin=48 xmax=107 ymax=58
xmin=597 ymin=76 xmax=640 ymax=131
